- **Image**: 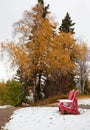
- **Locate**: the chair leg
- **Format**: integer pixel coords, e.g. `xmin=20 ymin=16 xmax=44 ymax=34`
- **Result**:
xmin=60 ymin=103 xmax=64 ymax=114
xmin=61 ymin=108 xmax=64 ymax=114
xmin=59 ymin=106 xmax=61 ymax=111
xmin=74 ymin=100 xmax=80 ymax=114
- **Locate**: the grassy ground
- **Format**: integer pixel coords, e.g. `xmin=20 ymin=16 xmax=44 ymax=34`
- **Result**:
xmin=33 ymin=94 xmax=90 ymax=107
xmin=78 ymin=94 xmax=90 ymax=99
xmin=44 ymin=94 xmax=90 ymax=107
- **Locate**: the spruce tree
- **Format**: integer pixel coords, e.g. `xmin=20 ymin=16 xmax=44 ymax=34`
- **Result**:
xmin=38 ymin=0 xmax=49 ymax=18
xmin=59 ymin=12 xmax=75 ymax=34
xmin=38 ymin=0 xmax=44 ymax=5
xmin=59 ymin=12 xmax=76 ymax=92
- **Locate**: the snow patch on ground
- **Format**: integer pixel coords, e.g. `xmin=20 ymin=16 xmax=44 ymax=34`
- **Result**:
xmin=0 ymin=105 xmax=13 ymax=109
xmin=78 ymin=98 xmax=90 ymax=105
xmin=2 ymin=98 xmax=90 ymax=130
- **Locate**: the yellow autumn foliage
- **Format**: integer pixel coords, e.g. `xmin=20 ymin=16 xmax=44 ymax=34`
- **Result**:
xmin=1 ymin=3 xmax=88 ymax=82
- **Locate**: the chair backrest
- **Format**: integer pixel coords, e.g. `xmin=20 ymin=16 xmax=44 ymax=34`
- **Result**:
xmin=68 ymin=89 xmax=75 ymax=100
xmin=73 ymin=90 xmax=79 ymax=100
xmin=71 ymin=90 xmax=79 ymax=110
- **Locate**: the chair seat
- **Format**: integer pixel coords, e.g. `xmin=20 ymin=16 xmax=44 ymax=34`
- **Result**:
xmin=57 ymin=99 xmax=73 ymax=103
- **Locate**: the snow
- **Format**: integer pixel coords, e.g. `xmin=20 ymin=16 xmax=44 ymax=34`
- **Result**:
xmin=0 ymin=105 xmax=13 ymax=109
xmin=78 ymin=98 xmax=90 ymax=105
xmin=2 ymin=98 xmax=90 ymax=130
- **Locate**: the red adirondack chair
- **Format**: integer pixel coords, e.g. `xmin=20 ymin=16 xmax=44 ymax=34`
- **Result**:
xmin=59 ymin=90 xmax=80 ymax=114
xmin=57 ymin=89 xmax=75 ymax=110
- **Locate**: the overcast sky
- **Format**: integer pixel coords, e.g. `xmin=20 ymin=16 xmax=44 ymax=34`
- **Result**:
xmin=0 ymin=0 xmax=90 ymax=81
xmin=0 ymin=0 xmax=90 ymax=45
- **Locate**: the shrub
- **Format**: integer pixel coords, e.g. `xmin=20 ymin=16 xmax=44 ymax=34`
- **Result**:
xmin=6 ymin=80 xmax=22 ymax=106
xmin=0 ymin=80 xmax=22 ymax=106
xmin=0 ymin=82 xmax=7 ymax=105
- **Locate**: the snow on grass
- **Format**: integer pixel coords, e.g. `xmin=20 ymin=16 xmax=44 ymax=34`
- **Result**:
xmin=2 ymin=98 xmax=90 ymax=130
xmin=78 ymin=98 xmax=90 ymax=105
xmin=0 ymin=105 xmax=13 ymax=109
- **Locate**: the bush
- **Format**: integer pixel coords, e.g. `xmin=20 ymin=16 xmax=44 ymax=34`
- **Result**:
xmin=0 ymin=80 xmax=22 ymax=106
xmin=6 ymin=80 xmax=22 ymax=106
xmin=0 ymin=82 xmax=7 ymax=105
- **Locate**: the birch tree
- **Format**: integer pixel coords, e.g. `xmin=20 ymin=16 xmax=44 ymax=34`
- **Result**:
xmin=76 ymin=43 xmax=88 ymax=94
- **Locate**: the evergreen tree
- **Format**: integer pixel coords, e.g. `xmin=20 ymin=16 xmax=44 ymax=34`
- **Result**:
xmin=42 ymin=4 xmax=49 ymax=18
xmin=59 ymin=12 xmax=75 ymax=34
xmin=59 ymin=12 xmax=76 ymax=92
xmin=38 ymin=0 xmax=49 ymax=18
xmin=38 ymin=0 xmax=44 ymax=5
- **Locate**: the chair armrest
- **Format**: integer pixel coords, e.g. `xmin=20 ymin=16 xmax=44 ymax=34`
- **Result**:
xmin=57 ymin=99 xmax=73 ymax=103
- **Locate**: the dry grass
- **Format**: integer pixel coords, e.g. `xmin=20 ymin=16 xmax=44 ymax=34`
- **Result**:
xmin=34 ymin=94 xmax=90 ymax=106
xmin=33 ymin=94 xmax=67 ymax=106
xmin=78 ymin=94 xmax=90 ymax=99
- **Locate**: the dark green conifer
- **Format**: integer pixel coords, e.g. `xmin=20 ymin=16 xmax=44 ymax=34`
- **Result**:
xmin=38 ymin=0 xmax=44 ymax=5
xmin=59 ymin=12 xmax=75 ymax=34
xmin=38 ymin=0 xmax=49 ymax=18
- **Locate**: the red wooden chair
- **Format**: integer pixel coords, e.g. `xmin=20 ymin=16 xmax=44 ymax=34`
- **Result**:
xmin=57 ymin=89 xmax=75 ymax=110
xmin=59 ymin=90 xmax=80 ymax=114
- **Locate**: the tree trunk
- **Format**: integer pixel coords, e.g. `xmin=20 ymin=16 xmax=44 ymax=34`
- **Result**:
xmin=34 ymin=73 xmax=41 ymax=101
